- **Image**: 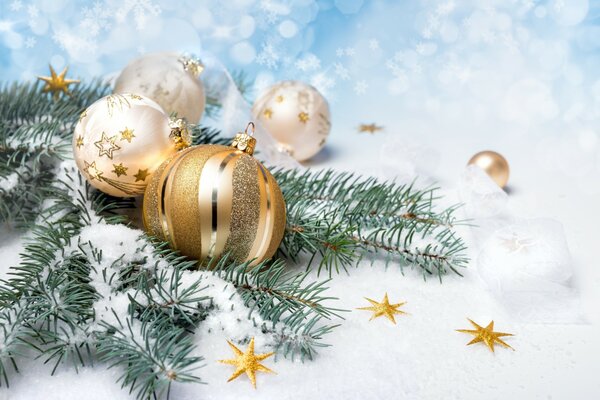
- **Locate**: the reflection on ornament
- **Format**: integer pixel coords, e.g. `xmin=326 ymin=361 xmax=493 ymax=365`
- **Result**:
xmin=358 ymin=123 xmax=384 ymax=134
xmin=252 ymin=81 xmax=331 ymax=161
xmin=114 ymin=52 xmax=206 ymax=123
xmin=456 ymin=319 xmax=514 ymax=353
xmin=73 ymin=93 xmax=188 ymax=197
xmin=356 ymin=293 xmax=407 ymax=324
xmin=218 ymin=338 xmax=275 ymax=388
xmin=143 ymin=123 xmax=286 ymax=266
xmin=37 ymin=64 xmax=80 ymax=100
xmin=467 ymin=150 xmax=510 ymax=188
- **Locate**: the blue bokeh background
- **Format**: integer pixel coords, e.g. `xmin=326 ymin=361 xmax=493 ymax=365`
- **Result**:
xmin=1 ymin=1 xmax=599 ymax=176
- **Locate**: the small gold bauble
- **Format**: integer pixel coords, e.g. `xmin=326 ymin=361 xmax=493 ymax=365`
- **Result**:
xmin=251 ymin=81 xmax=331 ymax=162
xmin=467 ymin=150 xmax=510 ymax=188
xmin=114 ymin=52 xmax=206 ymax=123
xmin=73 ymin=93 xmax=187 ymax=197
xmin=143 ymin=126 xmax=286 ymax=266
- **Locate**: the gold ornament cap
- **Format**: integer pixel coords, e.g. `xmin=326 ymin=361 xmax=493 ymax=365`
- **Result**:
xmin=231 ymin=122 xmax=257 ymax=155
xmin=179 ymin=55 xmax=205 ymax=78
xmin=169 ymin=117 xmax=192 ymax=150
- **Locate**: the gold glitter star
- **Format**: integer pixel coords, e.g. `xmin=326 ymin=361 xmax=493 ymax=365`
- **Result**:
xmin=37 ymin=65 xmax=80 ymax=100
xmin=75 ymin=135 xmax=84 ymax=149
xmin=358 ymin=123 xmax=384 ymax=134
xmin=357 ymin=293 xmax=407 ymax=324
xmin=275 ymin=95 xmax=284 ymax=103
xmin=112 ymin=163 xmax=128 ymax=177
xmin=298 ymin=111 xmax=310 ymax=123
xmin=83 ymin=161 xmax=103 ymax=181
xmin=120 ymin=127 xmax=136 ymax=143
xmin=79 ymin=109 xmax=87 ymax=123
xmin=263 ymin=108 xmax=273 ymax=119
xmin=129 ymin=93 xmax=143 ymax=100
xmin=133 ymin=168 xmax=150 ymax=182
xmin=219 ymin=338 xmax=275 ymax=388
xmin=94 ymin=132 xmax=121 ymax=159
xmin=457 ymin=319 xmax=515 ymax=353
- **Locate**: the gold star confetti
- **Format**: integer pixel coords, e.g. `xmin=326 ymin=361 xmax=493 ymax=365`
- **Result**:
xmin=120 ymin=127 xmax=136 ymax=143
xmin=79 ymin=109 xmax=87 ymax=123
xmin=358 ymin=123 xmax=384 ymax=134
xmin=357 ymin=293 xmax=407 ymax=324
xmin=94 ymin=132 xmax=121 ymax=159
xmin=83 ymin=161 xmax=103 ymax=181
xmin=218 ymin=338 xmax=275 ymax=388
xmin=298 ymin=111 xmax=310 ymax=123
xmin=456 ymin=319 xmax=515 ymax=353
xmin=133 ymin=168 xmax=150 ymax=182
xmin=112 ymin=163 xmax=128 ymax=177
xmin=263 ymin=108 xmax=273 ymax=119
xmin=275 ymin=95 xmax=284 ymax=103
xmin=37 ymin=65 xmax=79 ymax=100
xmin=75 ymin=135 xmax=84 ymax=149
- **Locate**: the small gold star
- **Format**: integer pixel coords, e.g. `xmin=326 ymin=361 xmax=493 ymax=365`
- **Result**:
xmin=94 ymin=132 xmax=121 ymax=159
xmin=79 ymin=109 xmax=87 ymax=123
xmin=133 ymin=168 xmax=150 ymax=182
xmin=129 ymin=94 xmax=143 ymax=100
xmin=75 ymin=135 xmax=84 ymax=149
xmin=358 ymin=123 xmax=384 ymax=134
xmin=357 ymin=293 xmax=407 ymax=324
xmin=275 ymin=95 xmax=284 ymax=103
xmin=83 ymin=161 xmax=103 ymax=181
xmin=120 ymin=127 xmax=136 ymax=143
xmin=457 ymin=319 xmax=515 ymax=353
xmin=218 ymin=338 xmax=275 ymax=388
xmin=37 ymin=65 xmax=80 ymax=100
xmin=298 ymin=111 xmax=310 ymax=123
xmin=263 ymin=108 xmax=273 ymax=119
xmin=112 ymin=163 xmax=128 ymax=177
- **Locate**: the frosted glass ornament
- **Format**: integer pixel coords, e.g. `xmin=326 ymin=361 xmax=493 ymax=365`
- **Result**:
xmin=73 ymin=93 xmax=190 ymax=197
xmin=478 ymin=218 xmax=583 ymax=323
xmin=252 ymin=81 xmax=331 ymax=161
xmin=114 ymin=52 xmax=206 ymax=124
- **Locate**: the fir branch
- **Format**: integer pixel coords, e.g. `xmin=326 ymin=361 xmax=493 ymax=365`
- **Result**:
xmin=98 ymin=315 xmax=203 ymax=400
xmin=210 ymin=256 xmax=343 ymax=361
xmin=275 ymin=168 xmax=468 ymax=278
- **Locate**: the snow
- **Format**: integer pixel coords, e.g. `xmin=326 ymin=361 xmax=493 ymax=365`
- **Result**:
xmin=1 ymin=1 xmax=600 ymax=398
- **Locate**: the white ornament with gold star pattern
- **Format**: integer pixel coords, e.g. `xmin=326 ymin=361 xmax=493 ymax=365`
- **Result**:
xmin=114 ymin=52 xmax=206 ymax=123
xmin=251 ymin=81 xmax=331 ymax=161
xmin=73 ymin=93 xmax=190 ymax=197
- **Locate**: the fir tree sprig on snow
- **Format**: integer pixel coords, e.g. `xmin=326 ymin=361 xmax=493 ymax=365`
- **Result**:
xmin=0 ymin=166 xmax=340 ymax=398
xmin=276 ymin=168 xmax=468 ymax=279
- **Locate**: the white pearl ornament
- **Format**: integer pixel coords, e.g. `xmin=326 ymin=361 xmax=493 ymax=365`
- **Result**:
xmin=252 ymin=81 xmax=331 ymax=161
xmin=114 ymin=52 xmax=206 ymax=124
xmin=73 ymin=93 xmax=189 ymax=197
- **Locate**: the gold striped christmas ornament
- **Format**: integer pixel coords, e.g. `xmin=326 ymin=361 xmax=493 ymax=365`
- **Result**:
xmin=73 ymin=93 xmax=191 ymax=197
xmin=143 ymin=123 xmax=286 ymax=266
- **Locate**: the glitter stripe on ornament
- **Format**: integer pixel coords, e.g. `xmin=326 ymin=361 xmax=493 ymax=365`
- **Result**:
xmin=224 ymin=154 xmax=261 ymax=263
xmin=159 ymin=147 xmax=194 ymax=246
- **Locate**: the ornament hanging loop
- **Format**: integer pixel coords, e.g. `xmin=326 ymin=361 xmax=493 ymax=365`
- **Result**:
xmin=231 ymin=122 xmax=257 ymax=155
xmin=245 ymin=122 xmax=255 ymax=137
